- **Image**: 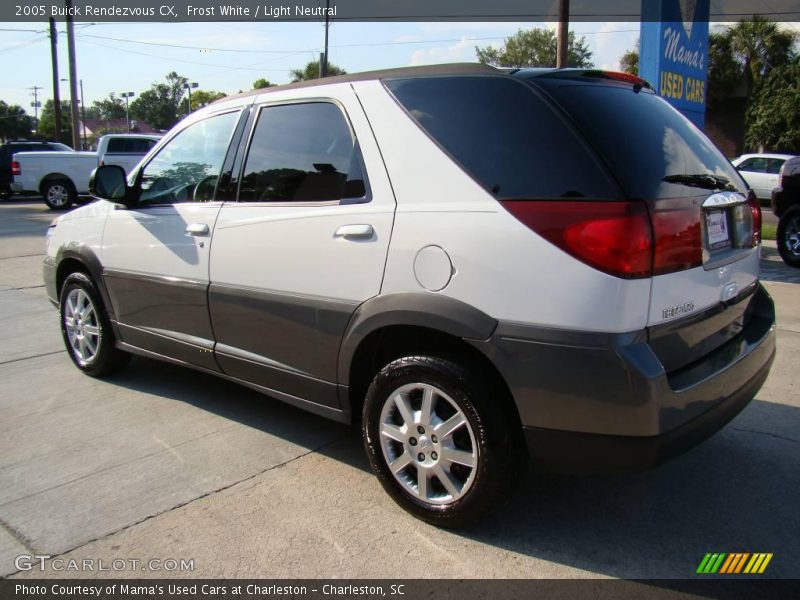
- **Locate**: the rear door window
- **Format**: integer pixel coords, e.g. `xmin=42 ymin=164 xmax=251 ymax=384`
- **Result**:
xmin=767 ymin=159 xmax=785 ymax=175
xmin=238 ymin=102 xmax=367 ymax=203
xmin=384 ymin=76 xmax=618 ymax=200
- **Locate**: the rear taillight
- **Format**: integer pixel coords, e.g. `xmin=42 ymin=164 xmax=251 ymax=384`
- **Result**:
xmin=651 ymin=205 xmax=703 ymax=275
xmin=501 ymin=200 xmax=653 ymax=278
xmin=11 ymin=161 xmax=20 ymax=176
xmin=502 ymin=199 xmax=709 ymax=278
xmin=748 ymin=191 xmax=761 ymax=246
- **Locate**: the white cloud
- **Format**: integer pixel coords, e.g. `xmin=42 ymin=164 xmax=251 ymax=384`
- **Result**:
xmin=409 ymin=37 xmax=476 ymax=66
xmin=587 ymin=22 xmax=639 ymax=71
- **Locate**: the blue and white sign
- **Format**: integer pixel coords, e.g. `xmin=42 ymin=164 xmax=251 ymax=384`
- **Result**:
xmin=640 ymin=0 xmax=710 ymax=129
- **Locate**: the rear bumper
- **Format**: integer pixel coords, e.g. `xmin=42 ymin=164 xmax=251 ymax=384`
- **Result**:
xmin=523 ymin=342 xmax=773 ymax=472
xmin=472 ymin=284 xmax=776 ymax=472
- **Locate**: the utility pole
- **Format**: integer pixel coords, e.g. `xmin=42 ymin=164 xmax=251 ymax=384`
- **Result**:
xmin=121 ymin=92 xmax=135 ymax=133
xmin=49 ymin=18 xmax=62 ymax=143
xmin=79 ymin=79 xmax=87 ymax=149
xmin=29 ymin=86 xmax=42 ymax=134
xmin=65 ymin=0 xmax=80 ymax=149
xmin=321 ymin=0 xmax=330 ymax=77
xmin=557 ymin=0 xmax=569 ymax=68
xmin=183 ymin=82 xmax=198 ymax=114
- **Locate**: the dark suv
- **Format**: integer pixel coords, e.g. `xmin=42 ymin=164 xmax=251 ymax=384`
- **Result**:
xmin=771 ymin=155 xmax=800 ymax=267
xmin=0 ymin=141 xmax=71 ymax=198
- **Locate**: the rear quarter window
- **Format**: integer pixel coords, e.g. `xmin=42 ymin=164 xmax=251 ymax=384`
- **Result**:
xmin=384 ymin=76 xmax=619 ymax=200
xmin=533 ymin=79 xmax=747 ymax=199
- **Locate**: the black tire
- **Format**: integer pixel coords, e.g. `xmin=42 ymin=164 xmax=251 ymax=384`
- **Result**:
xmin=59 ymin=272 xmax=130 ymax=377
xmin=777 ymin=206 xmax=800 ymax=268
xmin=43 ymin=179 xmax=76 ymax=210
xmin=363 ymin=355 xmax=526 ymax=527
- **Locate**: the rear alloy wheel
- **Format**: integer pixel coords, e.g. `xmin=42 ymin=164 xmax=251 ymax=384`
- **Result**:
xmin=378 ymin=382 xmax=478 ymax=504
xmin=363 ymin=356 xmax=525 ymax=527
xmin=59 ymin=272 xmax=130 ymax=377
xmin=43 ymin=180 xmax=75 ymax=210
xmin=777 ymin=206 xmax=800 ymax=268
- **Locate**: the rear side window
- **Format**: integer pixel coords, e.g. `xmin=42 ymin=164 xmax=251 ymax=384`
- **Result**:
xmin=384 ymin=76 xmax=618 ymax=200
xmin=107 ymin=138 xmax=156 ymax=153
xmin=535 ymin=80 xmax=747 ymax=199
xmin=767 ymin=159 xmax=785 ymax=175
xmin=239 ymin=102 xmax=367 ymax=203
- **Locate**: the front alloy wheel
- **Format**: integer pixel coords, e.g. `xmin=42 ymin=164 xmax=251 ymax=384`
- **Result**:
xmin=59 ymin=272 xmax=130 ymax=377
xmin=43 ymin=180 xmax=74 ymax=210
xmin=63 ymin=287 xmax=101 ymax=366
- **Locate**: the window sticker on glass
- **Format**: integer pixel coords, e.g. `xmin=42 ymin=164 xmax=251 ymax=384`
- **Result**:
xmin=707 ymin=210 xmax=731 ymax=250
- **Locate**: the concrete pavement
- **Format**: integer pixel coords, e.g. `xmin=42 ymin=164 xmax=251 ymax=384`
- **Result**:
xmin=1 ymin=197 xmax=798 ymax=579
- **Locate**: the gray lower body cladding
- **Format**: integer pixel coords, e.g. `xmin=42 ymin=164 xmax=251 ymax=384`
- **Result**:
xmin=471 ymin=284 xmax=776 ymax=471
xmin=46 ymin=252 xmax=777 ymax=473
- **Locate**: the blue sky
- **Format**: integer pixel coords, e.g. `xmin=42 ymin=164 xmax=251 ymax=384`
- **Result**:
xmin=2 ymin=20 xmax=643 ymax=112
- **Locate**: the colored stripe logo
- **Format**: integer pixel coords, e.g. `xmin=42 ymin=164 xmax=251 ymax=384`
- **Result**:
xmin=697 ymin=553 xmax=773 ymax=574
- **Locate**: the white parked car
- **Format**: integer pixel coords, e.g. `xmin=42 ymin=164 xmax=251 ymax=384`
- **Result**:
xmin=44 ymin=65 xmax=776 ymax=526
xmin=11 ymin=133 xmax=161 ymax=209
xmin=731 ymin=153 xmax=796 ymax=201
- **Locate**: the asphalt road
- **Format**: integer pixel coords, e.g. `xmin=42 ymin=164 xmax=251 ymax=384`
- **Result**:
xmin=0 ymin=197 xmax=798 ymax=580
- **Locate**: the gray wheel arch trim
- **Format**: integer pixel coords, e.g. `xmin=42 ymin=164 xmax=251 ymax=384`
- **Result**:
xmin=336 ymin=292 xmax=498 ymax=385
xmin=54 ymin=244 xmax=117 ymax=325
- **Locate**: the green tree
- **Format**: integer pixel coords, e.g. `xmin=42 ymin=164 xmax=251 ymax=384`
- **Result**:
xmin=129 ymin=71 xmax=188 ymax=130
xmin=707 ymin=31 xmax=742 ymax=105
xmin=619 ymin=40 xmax=639 ymax=75
xmin=289 ymin=61 xmax=346 ymax=82
xmin=476 ymin=28 xmax=593 ymax=68
xmin=252 ymin=78 xmax=275 ymax=89
xmin=727 ymin=16 xmax=797 ymax=93
xmin=90 ymin=93 xmax=127 ymax=121
xmin=0 ymin=101 xmax=33 ymax=141
xmin=36 ymin=99 xmax=72 ymax=143
xmin=180 ymin=90 xmax=227 ymax=114
xmin=745 ymin=57 xmax=800 ymax=153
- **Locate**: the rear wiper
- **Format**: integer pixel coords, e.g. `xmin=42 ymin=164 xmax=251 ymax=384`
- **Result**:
xmin=662 ymin=173 xmax=735 ymax=191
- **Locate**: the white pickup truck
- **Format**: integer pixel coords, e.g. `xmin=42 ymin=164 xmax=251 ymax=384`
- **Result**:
xmin=11 ymin=133 xmax=161 ymax=209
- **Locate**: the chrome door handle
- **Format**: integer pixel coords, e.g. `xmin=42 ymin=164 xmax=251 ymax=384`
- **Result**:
xmin=334 ymin=224 xmax=374 ymax=239
xmin=185 ymin=223 xmax=210 ymax=236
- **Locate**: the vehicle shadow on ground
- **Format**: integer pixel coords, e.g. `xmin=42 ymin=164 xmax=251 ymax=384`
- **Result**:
xmin=453 ymin=397 xmax=800 ymax=579
xmin=109 ymin=357 xmax=799 ymax=580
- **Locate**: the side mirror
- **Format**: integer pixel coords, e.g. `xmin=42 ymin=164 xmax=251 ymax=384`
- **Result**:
xmin=90 ymin=165 xmax=128 ymax=201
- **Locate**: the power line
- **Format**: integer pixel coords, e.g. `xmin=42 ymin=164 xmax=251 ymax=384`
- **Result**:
xmin=78 ymin=39 xmax=293 ymax=72
xmin=73 ymin=29 xmax=640 ymax=55
xmin=0 ymin=36 xmax=48 ymax=55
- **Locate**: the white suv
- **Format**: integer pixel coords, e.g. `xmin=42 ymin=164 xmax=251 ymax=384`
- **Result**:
xmin=44 ymin=64 xmax=776 ymax=526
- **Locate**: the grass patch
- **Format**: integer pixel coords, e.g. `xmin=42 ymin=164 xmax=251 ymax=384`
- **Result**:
xmin=762 ymin=223 xmax=777 ymax=241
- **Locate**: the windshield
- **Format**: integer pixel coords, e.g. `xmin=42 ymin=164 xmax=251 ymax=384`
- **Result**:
xmin=532 ymin=80 xmax=747 ymax=199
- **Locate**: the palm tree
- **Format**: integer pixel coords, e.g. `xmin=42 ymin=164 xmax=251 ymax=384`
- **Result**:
xmin=727 ymin=16 xmax=797 ymax=92
xmin=289 ymin=61 xmax=347 ymax=82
